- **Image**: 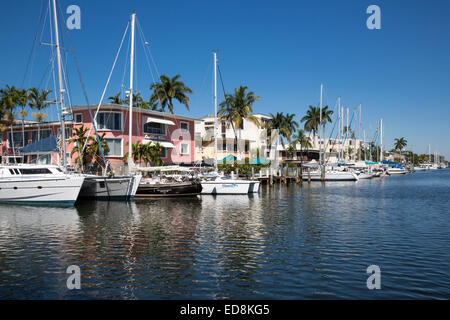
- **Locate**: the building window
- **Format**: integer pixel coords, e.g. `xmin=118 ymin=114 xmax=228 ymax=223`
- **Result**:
xmin=31 ymin=129 xmax=52 ymax=143
xmin=180 ymin=122 xmax=189 ymax=132
xmin=180 ymin=143 xmax=190 ymax=155
xmin=160 ymin=148 xmax=167 ymax=158
xmin=29 ymin=154 xmax=51 ymax=165
xmin=104 ymin=138 xmax=122 ymax=157
xmin=7 ymin=132 xmax=28 ymax=148
xmin=57 ymin=128 xmax=72 ymax=140
xmin=97 ymin=112 xmax=122 ymax=131
xmin=239 ymin=119 xmax=244 ymax=130
xmin=74 ymin=113 xmax=83 ymax=124
xmin=221 ymin=121 xmax=226 ymax=134
xmin=143 ymin=122 xmax=166 ymax=135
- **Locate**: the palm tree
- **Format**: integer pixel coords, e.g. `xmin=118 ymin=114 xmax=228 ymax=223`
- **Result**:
xmin=320 ymin=105 xmax=334 ymax=137
xmin=69 ymin=125 xmax=110 ymax=171
xmin=394 ymin=137 xmax=408 ymax=154
xmin=218 ymin=86 xmax=261 ymax=161
xmin=142 ymin=142 xmax=163 ymax=166
xmin=108 ymin=92 xmax=125 ymax=105
xmin=16 ymin=89 xmax=29 ymax=147
xmin=266 ymin=112 xmax=298 ymax=167
xmin=69 ymin=125 xmax=96 ymax=170
xmin=292 ymin=129 xmax=312 ymax=173
xmin=300 ymin=106 xmax=321 ymax=137
xmin=149 ymin=75 xmax=193 ymax=114
xmin=0 ymin=85 xmax=19 ymax=155
xmin=28 ymin=88 xmax=52 ymax=141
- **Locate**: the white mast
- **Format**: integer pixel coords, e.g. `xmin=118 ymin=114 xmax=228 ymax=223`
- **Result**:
xmin=338 ymin=96 xmax=341 ymax=162
xmin=346 ymin=107 xmax=349 ymax=161
xmin=319 ymin=84 xmax=323 ymax=165
xmin=213 ymin=51 xmax=218 ymax=171
xmin=52 ymin=0 xmax=66 ymax=169
xmin=363 ymin=129 xmax=366 ymax=161
xmin=380 ymin=118 xmax=383 ymax=162
xmin=128 ymin=13 xmax=136 ymax=169
xmin=358 ymin=103 xmax=362 ymax=161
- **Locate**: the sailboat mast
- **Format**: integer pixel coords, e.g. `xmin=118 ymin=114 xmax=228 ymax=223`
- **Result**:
xmin=128 ymin=13 xmax=136 ymax=168
xmin=213 ymin=51 xmax=218 ymax=171
xmin=358 ymin=103 xmax=362 ymax=161
xmin=319 ymin=84 xmax=323 ymax=165
xmin=380 ymin=118 xmax=383 ymax=162
xmin=52 ymin=0 xmax=66 ymax=169
xmin=338 ymin=96 xmax=341 ymax=162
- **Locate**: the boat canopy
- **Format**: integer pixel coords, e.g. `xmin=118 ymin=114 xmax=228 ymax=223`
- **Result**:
xmin=19 ymin=136 xmax=58 ymax=154
xmin=142 ymin=140 xmax=175 ymax=149
xmin=250 ymin=157 xmax=271 ymax=165
xmin=146 ymin=117 xmax=175 ymax=126
xmin=365 ymin=161 xmax=379 ymax=164
xmin=220 ymin=154 xmax=237 ymax=162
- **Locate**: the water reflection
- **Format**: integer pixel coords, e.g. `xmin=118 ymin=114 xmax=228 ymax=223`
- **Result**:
xmin=1 ymin=171 xmax=450 ymax=299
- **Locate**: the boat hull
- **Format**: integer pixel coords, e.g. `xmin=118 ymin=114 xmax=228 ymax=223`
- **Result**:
xmin=201 ymin=180 xmax=258 ymax=194
xmin=135 ymin=181 xmax=202 ymax=198
xmin=302 ymin=171 xmax=358 ymax=181
xmin=0 ymin=176 xmax=84 ymax=205
xmin=78 ymin=176 xmax=133 ymax=200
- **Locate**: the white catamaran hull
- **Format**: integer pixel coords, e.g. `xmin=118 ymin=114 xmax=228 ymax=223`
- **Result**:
xmin=0 ymin=176 xmax=85 ymax=205
xmin=201 ymin=180 xmax=259 ymax=194
xmin=78 ymin=175 xmax=137 ymax=200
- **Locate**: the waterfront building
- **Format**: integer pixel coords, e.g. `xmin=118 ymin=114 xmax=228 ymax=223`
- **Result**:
xmin=195 ymin=113 xmax=272 ymax=163
xmin=0 ymin=103 xmax=198 ymax=174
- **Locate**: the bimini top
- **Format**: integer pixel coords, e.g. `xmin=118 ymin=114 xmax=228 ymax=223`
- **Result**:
xmin=19 ymin=136 xmax=58 ymax=154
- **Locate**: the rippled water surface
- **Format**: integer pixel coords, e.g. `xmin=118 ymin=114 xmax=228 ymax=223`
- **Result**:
xmin=1 ymin=170 xmax=449 ymax=299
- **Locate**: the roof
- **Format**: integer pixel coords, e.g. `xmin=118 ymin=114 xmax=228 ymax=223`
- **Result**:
xmin=72 ymin=103 xmax=200 ymax=122
xmin=19 ymin=136 xmax=58 ymax=154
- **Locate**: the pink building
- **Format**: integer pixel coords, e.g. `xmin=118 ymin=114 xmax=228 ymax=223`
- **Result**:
xmin=1 ymin=103 xmax=198 ymax=173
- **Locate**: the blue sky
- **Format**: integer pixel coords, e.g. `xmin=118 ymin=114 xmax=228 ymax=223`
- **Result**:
xmin=1 ymin=0 xmax=450 ymax=158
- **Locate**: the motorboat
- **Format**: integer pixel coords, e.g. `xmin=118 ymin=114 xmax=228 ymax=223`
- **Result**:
xmin=201 ymin=173 xmax=260 ymax=194
xmin=0 ymin=164 xmax=84 ymax=205
xmin=302 ymin=169 xmax=359 ymax=181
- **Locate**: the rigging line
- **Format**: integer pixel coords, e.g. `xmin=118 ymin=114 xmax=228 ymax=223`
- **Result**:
xmin=121 ymin=27 xmax=131 ymax=94
xmin=192 ymin=58 xmax=212 ymax=114
xmin=22 ymin=0 xmax=46 ymax=88
xmin=57 ymin=0 xmax=108 ymax=171
xmin=216 ymin=64 xmax=227 ymax=99
xmin=136 ymin=17 xmax=161 ymax=78
xmin=323 ymin=104 xmax=340 ymax=165
xmin=136 ymin=19 xmax=157 ymax=86
xmin=135 ymin=17 xmax=172 ymax=111
xmin=62 ymin=51 xmax=73 ymax=116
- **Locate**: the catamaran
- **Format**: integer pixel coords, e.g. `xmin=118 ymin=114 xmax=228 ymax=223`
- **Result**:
xmin=77 ymin=12 xmax=143 ymax=200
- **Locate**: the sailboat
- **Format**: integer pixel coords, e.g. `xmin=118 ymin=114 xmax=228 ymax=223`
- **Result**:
xmin=0 ymin=0 xmax=85 ymax=205
xmin=77 ymin=13 xmax=142 ymax=200
xmin=305 ymin=85 xmax=358 ymax=182
xmin=200 ymin=52 xmax=260 ymax=194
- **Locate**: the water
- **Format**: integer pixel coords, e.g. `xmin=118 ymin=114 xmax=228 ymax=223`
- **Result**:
xmin=0 ymin=170 xmax=449 ymax=299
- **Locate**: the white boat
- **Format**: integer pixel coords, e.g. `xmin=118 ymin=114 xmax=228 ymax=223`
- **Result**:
xmin=356 ymin=171 xmax=374 ymax=179
xmin=302 ymin=170 xmax=359 ymax=181
xmin=0 ymin=165 xmax=84 ymax=205
xmin=201 ymin=176 xmax=260 ymax=194
xmin=387 ymin=167 xmax=408 ymax=175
